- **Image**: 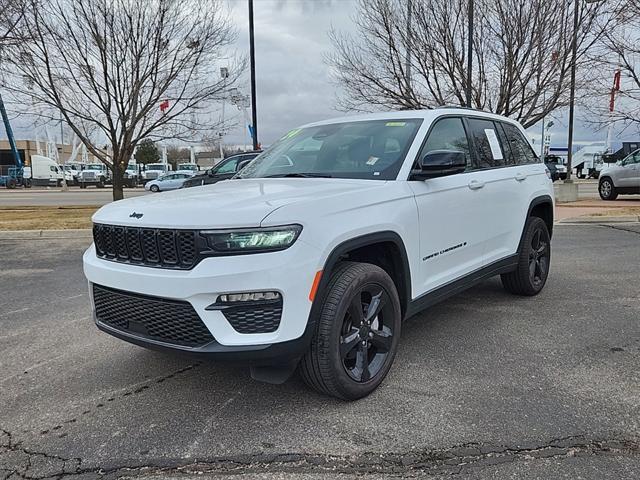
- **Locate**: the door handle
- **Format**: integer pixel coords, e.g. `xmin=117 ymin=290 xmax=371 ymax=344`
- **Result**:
xmin=515 ymin=172 xmax=527 ymax=182
xmin=467 ymin=179 xmax=485 ymax=190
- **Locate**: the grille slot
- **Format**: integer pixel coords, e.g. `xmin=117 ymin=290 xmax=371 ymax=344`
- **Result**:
xmin=93 ymin=224 xmax=200 ymax=269
xmin=92 ymin=284 xmax=214 ymax=347
xmin=222 ymin=303 xmax=283 ymax=334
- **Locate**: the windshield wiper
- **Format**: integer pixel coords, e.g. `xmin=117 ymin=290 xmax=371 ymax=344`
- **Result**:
xmin=265 ymin=173 xmax=332 ymax=178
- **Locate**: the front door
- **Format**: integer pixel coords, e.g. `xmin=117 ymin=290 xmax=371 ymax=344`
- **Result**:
xmin=408 ymin=116 xmax=489 ymax=295
xmin=617 ymin=151 xmax=640 ymax=188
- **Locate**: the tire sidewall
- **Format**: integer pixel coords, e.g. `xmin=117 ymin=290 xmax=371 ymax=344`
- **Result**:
xmin=599 ymin=178 xmax=614 ymax=200
xmin=322 ymin=265 xmax=402 ymax=399
xmin=521 ymin=217 xmax=551 ymax=294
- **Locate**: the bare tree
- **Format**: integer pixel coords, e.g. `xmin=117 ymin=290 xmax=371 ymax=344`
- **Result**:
xmin=585 ymin=1 xmax=640 ymax=133
xmin=2 ymin=0 xmax=241 ymax=200
xmin=0 ymin=0 xmax=25 ymax=49
xmin=328 ymin=0 xmax=613 ymax=128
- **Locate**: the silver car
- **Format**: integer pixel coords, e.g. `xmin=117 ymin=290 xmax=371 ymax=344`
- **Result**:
xmin=599 ymin=150 xmax=640 ymax=200
xmin=144 ymin=173 xmax=193 ymax=192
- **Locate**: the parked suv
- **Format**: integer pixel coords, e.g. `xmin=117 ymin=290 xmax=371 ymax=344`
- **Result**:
xmin=84 ymin=109 xmax=554 ymax=400
xmin=181 ymin=152 xmax=261 ymax=188
xmin=599 ymin=149 xmax=640 ymax=200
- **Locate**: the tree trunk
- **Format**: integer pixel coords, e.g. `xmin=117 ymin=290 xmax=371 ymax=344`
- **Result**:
xmin=111 ymin=157 xmax=125 ymax=201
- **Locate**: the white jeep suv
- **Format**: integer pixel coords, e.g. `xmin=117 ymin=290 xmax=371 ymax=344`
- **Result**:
xmin=83 ymin=109 xmax=554 ymax=400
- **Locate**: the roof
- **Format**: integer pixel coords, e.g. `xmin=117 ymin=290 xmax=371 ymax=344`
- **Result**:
xmin=300 ymin=108 xmax=522 ymax=129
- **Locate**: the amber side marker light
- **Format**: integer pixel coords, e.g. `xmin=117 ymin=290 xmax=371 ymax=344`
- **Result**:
xmin=309 ymin=270 xmax=323 ymax=302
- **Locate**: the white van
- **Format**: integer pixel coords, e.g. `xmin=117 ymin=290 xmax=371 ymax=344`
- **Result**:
xmin=27 ymin=155 xmax=64 ymax=186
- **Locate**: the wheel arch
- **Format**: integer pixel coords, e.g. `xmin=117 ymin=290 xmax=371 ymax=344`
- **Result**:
xmin=312 ymin=231 xmax=412 ymax=320
xmin=599 ymin=175 xmax=615 ymax=187
xmin=527 ymin=195 xmax=554 ymax=240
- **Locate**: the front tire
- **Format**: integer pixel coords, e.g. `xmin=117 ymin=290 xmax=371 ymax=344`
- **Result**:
xmin=501 ymin=217 xmax=551 ymax=296
xmin=150 ymin=184 xmax=159 ymax=192
xmin=599 ymin=178 xmax=618 ymax=200
xmin=299 ymin=262 xmax=401 ymax=400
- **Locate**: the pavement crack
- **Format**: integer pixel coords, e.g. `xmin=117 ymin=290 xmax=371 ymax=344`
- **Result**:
xmin=598 ymin=223 xmax=640 ymax=235
xmin=36 ymin=362 xmax=202 ymax=440
xmin=2 ymin=431 xmax=638 ymax=478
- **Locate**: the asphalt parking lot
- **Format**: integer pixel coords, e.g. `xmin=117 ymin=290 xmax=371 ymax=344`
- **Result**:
xmin=1 ymin=179 xmax=633 ymax=207
xmin=0 ymin=187 xmax=148 ymax=207
xmin=1 ymin=223 xmax=639 ymax=479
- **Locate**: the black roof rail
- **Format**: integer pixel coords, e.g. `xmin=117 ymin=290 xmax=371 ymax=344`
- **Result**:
xmin=434 ymin=105 xmax=488 ymax=112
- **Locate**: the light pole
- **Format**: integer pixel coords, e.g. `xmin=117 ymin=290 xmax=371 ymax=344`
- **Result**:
xmin=219 ymin=67 xmax=229 ymax=160
xmin=565 ymin=0 xmax=580 ymax=183
xmin=466 ymin=0 xmax=474 ymax=107
xmin=566 ymin=0 xmax=602 ymax=183
xmin=406 ymin=0 xmax=412 ymax=95
xmin=248 ymin=0 xmax=259 ymax=151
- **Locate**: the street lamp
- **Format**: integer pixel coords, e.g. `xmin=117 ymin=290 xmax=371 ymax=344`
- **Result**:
xmin=565 ymin=0 xmax=602 ymax=183
xmin=219 ymin=67 xmax=229 ymax=160
xmin=248 ymin=0 xmax=259 ymax=151
xmin=466 ymin=0 xmax=474 ymax=107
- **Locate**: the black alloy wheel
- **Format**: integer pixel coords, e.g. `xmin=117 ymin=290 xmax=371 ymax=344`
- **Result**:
xmin=340 ymin=287 xmax=394 ymax=383
xmin=528 ymin=227 xmax=549 ymax=290
xmin=501 ymin=216 xmax=551 ymax=296
xmin=300 ymin=262 xmax=401 ymax=400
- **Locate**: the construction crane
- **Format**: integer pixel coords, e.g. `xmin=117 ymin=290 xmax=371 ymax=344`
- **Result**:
xmin=0 ymin=92 xmax=24 ymax=188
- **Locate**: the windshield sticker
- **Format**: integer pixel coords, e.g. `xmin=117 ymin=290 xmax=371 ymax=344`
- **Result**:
xmin=282 ymin=128 xmax=301 ymax=139
xmin=366 ymin=156 xmax=379 ymax=165
xmin=484 ymin=129 xmax=503 ymax=160
xmin=385 ymin=122 xmax=406 ymax=127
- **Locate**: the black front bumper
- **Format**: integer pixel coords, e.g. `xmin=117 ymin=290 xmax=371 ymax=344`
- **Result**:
xmin=91 ymin=282 xmax=315 ymax=365
xmin=95 ymin=319 xmax=313 ymax=364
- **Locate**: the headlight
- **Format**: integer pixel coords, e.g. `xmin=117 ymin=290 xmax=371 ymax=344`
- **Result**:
xmin=200 ymin=225 xmax=302 ymax=253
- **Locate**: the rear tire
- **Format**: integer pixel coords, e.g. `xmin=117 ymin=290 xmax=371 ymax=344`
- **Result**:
xmin=299 ymin=262 xmax=401 ymax=400
xmin=501 ymin=217 xmax=551 ymax=296
xmin=599 ymin=178 xmax=618 ymax=200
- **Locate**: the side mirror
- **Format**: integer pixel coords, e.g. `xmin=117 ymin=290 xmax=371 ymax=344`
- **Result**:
xmin=413 ymin=150 xmax=467 ymax=179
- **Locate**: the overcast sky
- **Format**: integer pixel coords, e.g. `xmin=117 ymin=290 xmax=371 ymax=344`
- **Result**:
xmin=4 ymin=0 xmax=638 ymax=152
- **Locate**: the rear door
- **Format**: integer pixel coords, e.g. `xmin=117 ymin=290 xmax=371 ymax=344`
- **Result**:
xmin=409 ymin=116 xmax=490 ymax=294
xmin=463 ymin=118 xmax=536 ymax=264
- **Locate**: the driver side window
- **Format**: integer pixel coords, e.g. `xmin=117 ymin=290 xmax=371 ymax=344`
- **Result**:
xmin=418 ymin=117 xmax=471 ymax=168
xmin=215 ymin=159 xmax=237 ymax=174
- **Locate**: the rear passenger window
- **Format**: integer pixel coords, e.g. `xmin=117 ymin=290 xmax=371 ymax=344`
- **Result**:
xmin=502 ymin=123 xmax=538 ymax=165
xmin=419 ymin=117 xmax=471 ymax=167
xmin=466 ymin=118 xmax=505 ymax=169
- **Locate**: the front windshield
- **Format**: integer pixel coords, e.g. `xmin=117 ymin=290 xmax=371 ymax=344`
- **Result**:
xmin=86 ymin=165 xmax=103 ymax=171
xmin=179 ymin=164 xmax=198 ymax=171
xmin=148 ymin=165 xmax=166 ymax=171
xmin=237 ymin=119 xmax=422 ymax=180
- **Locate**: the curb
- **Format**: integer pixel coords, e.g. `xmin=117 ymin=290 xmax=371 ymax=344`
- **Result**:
xmin=0 ymin=229 xmax=92 ymax=240
xmin=558 ymin=215 xmax=640 ymax=224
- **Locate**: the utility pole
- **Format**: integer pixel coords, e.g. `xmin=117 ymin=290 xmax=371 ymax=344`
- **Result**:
xmin=219 ymin=67 xmax=229 ymax=160
xmin=406 ymin=0 xmax=412 ymax=96
xmin=466 ymin=0 xmax=474 ymax=107
xmin=540 ymin=92 xmax=546 ymax=158
xmin=565 ymin=0 xmax=579 ymax=183
xmin=248 ymin=0 xmax=259 ymax=151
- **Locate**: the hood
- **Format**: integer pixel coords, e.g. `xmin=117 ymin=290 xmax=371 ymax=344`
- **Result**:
xmin=92 ymin=178 xmax=387 ymax=229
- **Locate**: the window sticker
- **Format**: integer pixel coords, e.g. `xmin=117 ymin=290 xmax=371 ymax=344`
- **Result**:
xmin=484 ymin=128 xmax=503 ymax=160
xmin=385 ymin=122 xmax=406 ymax=127
xmin=282 ymin=128 xmax=301 ymax=139
xmin=366 ymin=156 xmax=379 ymax=165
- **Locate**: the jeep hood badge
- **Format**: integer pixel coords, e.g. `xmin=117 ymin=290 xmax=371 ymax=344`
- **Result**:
xmin=129 ymin=212 xmax=144 ymax=219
